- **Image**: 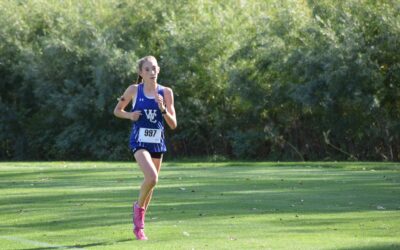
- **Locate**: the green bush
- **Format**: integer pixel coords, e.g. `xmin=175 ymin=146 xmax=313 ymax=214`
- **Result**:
xmin=0 ymin=0 xmax=399 ymax=160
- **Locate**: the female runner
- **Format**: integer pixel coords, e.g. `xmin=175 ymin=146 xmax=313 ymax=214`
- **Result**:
xmin=114 ymin=55 xmax=177 ymax=240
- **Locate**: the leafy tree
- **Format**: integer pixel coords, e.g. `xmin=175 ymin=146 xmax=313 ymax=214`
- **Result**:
xmin=0 ymin=0 xmax=398 ymax=161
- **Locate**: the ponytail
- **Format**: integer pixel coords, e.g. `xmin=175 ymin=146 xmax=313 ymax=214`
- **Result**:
xmin=136 ymin=75 xmax=142 ymax=84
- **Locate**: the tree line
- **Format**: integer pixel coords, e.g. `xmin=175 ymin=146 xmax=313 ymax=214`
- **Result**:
xmin=1 ymin=0 xmax=399 ymax=161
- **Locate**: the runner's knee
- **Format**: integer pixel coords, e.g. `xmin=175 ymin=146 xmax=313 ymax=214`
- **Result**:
xmin=145 ymin=172 xmax=158 ymax=187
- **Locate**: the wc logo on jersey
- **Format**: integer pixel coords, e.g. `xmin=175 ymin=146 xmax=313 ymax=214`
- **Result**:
xmin=144 ymin=109 xmax=157 ymax=123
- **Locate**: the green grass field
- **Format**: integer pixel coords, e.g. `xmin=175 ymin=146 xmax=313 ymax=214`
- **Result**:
xmin=1 ymin=161 xmax=399 ymax=250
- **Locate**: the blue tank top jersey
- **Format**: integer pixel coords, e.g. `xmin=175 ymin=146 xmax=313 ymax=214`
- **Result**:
xmin=129 ymin=83 xmax=167 ymax=153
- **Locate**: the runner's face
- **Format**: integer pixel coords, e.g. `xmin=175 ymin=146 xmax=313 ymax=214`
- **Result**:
xmin=140 ymin=59 xmax=159 ymax=84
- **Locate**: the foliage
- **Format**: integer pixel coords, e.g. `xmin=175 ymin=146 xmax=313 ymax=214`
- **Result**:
xmin=0 ymin=0 xmax=399 ymax=160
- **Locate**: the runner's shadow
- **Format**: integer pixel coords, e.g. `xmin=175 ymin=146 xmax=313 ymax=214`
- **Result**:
xmin=21 ymin=238 xmax=133 ymax=250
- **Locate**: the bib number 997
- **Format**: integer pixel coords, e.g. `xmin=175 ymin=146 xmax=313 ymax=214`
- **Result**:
xmin=144 ymin=129 xmax=157 ymax=137
xmin=138 ymin=128 xmax=162 ymax=143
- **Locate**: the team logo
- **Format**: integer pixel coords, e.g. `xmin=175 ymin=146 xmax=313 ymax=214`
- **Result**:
xmin=144 ymin=109 xmax=157 ymax=123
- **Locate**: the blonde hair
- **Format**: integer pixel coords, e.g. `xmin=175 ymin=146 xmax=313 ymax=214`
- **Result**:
xmin=136 ymin=55 xmax=157 ymax=84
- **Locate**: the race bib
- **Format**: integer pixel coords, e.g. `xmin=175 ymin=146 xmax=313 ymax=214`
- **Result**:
xmin=138 ymin=128 xmax=162 ymax=143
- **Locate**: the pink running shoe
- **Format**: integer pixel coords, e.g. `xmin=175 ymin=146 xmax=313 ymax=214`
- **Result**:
xmin=133 ymin=202 xmax=147 ymax=240
xmin=134 ymin=228 xmax=148 ymax=240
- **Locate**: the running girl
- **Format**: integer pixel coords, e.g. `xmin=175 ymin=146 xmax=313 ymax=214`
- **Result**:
xmin=114 ymin=55 xmax=177 ymax=240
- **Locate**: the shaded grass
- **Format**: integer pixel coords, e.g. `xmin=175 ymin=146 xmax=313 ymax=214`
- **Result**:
xmin=0 ymin=161 xmax=399 ymax=249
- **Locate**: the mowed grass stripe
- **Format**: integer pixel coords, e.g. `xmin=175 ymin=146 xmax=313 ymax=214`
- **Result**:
xmin=0 ymin=162 xmax=399 ymax=250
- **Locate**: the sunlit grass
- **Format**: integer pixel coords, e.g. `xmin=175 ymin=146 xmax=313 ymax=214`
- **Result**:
xmin=1 ymin=161 xmax=399 ymax=249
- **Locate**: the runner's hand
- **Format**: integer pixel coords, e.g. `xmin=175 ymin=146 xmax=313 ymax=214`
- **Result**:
xmin=156 ymin=94 xmax=166 ymax=112
xmin=130 ymin=111 xmax=142 ymax=121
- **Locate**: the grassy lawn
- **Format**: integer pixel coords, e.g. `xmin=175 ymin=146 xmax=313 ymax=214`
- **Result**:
xmin=0 ymin=161 xmax=399 ymax=250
